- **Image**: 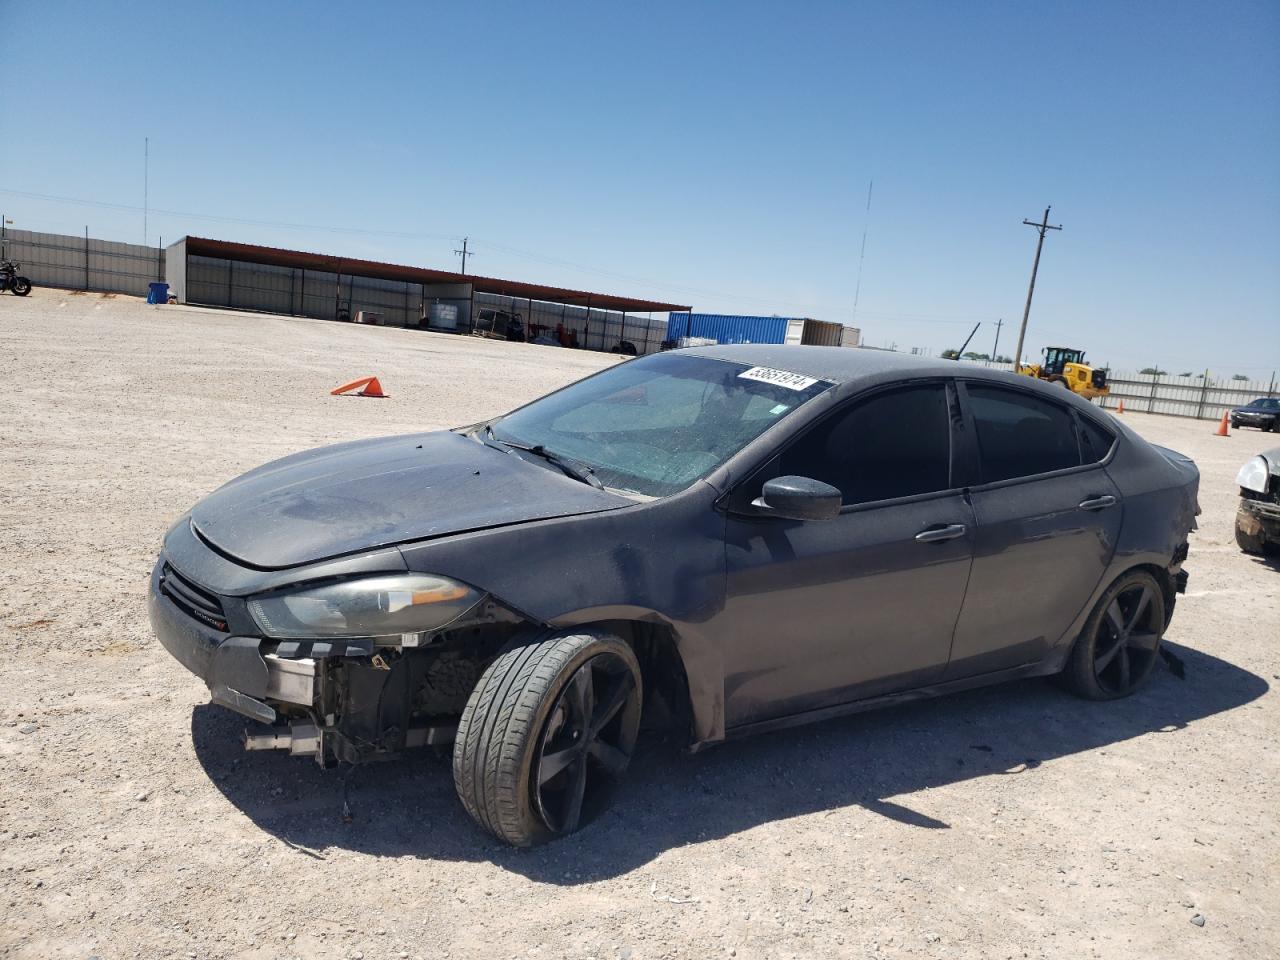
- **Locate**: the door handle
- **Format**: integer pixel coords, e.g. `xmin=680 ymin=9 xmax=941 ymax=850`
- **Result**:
xmin=915 ymin=523 xmax=967 ymax=544
xmin=1078 ymin=495 xmax=1117 ymax=512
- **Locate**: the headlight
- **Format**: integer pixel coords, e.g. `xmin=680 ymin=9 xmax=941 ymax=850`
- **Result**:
xmin=1237 ymin=456 xmax=1270 ymax=494
xmin=247 ymin=574 xmax=483 ymax=640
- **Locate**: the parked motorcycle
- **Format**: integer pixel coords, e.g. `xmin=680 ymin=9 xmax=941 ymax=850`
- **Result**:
xmin=1 ymin=259 xmax=32 ymax=296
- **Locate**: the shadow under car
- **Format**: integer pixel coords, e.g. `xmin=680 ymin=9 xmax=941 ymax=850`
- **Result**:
xmin=190 ymin=638 xmax=1267 ymax=883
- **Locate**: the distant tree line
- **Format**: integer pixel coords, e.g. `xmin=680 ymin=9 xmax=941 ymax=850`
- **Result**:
xmin=940 ymin=349 xmax=1012 ymax=362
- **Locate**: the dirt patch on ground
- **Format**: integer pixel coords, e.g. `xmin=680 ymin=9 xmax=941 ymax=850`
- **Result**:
xmin=1 ymin=289 xmax=1276 ymax=959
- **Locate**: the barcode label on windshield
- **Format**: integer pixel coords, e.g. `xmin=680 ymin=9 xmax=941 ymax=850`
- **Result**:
xmin=738 ymin=366 xmax=819 ymax=391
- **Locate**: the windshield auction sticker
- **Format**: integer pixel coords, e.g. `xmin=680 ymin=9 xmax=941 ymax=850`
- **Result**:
xmin=738 ymin=366 xmax=819 ymax=391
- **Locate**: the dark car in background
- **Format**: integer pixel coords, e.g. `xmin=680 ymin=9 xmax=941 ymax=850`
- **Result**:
xmin=149 ymin=346 xmax=1199 ymax=845
xmin=1230 ymin=397 xmax=1280 ymax=432
xmin=1235 ymin=447 xmax=1280 ymax=554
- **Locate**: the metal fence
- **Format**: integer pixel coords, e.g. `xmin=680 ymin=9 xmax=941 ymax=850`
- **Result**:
xmin=1093 ymin=371 xmax=1277 ymax=420
xmin=954 ymin=358 xmax=1277 ymax=421
xmin=0 ymin=228 xmax=164 ymax=298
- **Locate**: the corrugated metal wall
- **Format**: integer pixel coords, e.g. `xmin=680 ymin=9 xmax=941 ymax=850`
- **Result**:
xmin=799 ymin=319 xmax=844 ymax=347
xmin=474 ymin=293 xmax=667 ymax=356
xmin=666 ymin=313 xmax=793 ymax=345
xmin=1094 ymin=370 xmax=1277 ymax=420
xmin=0 ymin=229 xmax=163 ymax=296
xmin=175 ymin=251 xmax=669 ymax=355
xmin=185 ymin=254 xmax=427 ymax=326
xmin=667 ymin=313 xmax=851 ymax=348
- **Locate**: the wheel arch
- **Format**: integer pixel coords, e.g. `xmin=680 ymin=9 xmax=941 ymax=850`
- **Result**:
xmin=546 ymin=607 xmax=720 ymax=749
xmin=1044 ymin=557 xmax=1178 ymax=674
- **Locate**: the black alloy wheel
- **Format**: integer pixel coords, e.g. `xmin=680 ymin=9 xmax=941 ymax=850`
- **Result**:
xmin=1090 ymin=582 xmax=1162 ymax=695
xmin=453 ymin=629 xmax=642 ymax=846
xmin=532 ymin=651 xmax=640 ymax=835
xmin=1064 ymin=569 xmax=1166 ymax=700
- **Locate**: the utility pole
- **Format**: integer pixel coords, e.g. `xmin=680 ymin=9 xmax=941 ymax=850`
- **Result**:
xmin=454 ymin=237 xmax=471 ymax=275
xmin=991 ymin=317 xmax=1004 ymax=363
xmin=144 ymin=137 xmax=149 ymax=246
xmin=1013 ymin=206 xmax=1061 ymax=372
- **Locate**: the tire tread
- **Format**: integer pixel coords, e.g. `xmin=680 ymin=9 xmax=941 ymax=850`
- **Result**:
xmin=453 ymin=628 xmax=637 ymax=846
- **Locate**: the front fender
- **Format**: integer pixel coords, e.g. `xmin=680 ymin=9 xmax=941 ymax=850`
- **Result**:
xmin=398 ymin=482 xmax=729 ymax=745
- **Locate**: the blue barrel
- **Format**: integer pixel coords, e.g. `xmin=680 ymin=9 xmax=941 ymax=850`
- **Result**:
xmin=148 ymin=281 xmax=169 ymax=304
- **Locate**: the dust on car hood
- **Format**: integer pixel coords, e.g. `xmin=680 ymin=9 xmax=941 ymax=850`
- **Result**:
xmin=190 ymin=431 xmax=630 ymax=569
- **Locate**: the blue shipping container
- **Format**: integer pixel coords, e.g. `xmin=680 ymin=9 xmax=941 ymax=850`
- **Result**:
xmin=666 ymin=313 xmax=798 ymax=346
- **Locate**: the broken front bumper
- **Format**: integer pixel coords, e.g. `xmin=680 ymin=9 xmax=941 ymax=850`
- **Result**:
xmin=149 ymin=556 xmax=479 ymax=764
xmin=148 ymin=558 xmax=317 ymax=724
xmin=1237 ymin=498 xmax=1280 ymax=543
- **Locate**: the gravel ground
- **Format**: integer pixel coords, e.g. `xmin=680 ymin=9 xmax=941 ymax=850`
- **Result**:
xmin=1 ymin=288 xmax=1277 ymax=960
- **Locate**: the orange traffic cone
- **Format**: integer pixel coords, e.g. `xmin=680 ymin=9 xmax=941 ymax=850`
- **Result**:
xmin=1214 ymin=411 xmax=1229 ymax=437
xmin=330 ymin=376 xmax=388 ymax=398
xmin=1117 ymin=400 xmax=1125 ymax=414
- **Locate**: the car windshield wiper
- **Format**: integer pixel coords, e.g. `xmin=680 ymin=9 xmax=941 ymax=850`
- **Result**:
xmin=482 ymin=425 xmax=605 ymax=490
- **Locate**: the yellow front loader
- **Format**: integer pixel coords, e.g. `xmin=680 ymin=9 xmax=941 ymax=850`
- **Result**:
xmin=1019 ymin=346 xmax=1110 ymax=400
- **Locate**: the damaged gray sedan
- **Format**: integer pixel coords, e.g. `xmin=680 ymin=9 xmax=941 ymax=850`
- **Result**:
xmin=150 ymin=346 xmax=1199 ymax=845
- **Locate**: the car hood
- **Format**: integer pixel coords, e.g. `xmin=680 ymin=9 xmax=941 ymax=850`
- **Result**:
xmin=189 ymin=431 xmax=631 ymax=569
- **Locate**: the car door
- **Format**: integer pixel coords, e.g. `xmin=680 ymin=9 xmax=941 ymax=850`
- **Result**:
xmin=944 ymin=381 xmax=1122 ymax=679
xmin=719 ymin=380 xmax=976 ymax=729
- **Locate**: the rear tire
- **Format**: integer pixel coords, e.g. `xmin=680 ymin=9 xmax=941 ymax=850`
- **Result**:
xmin=453 ymin=628 xmax=642 ymax=846
xmin=1063 ymin=570 xmax=1165 ymax=700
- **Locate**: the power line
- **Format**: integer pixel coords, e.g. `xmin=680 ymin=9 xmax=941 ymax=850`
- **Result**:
xmin=0 ymin=186 xmax=1009 ymax=325
xmin=0 ymin=188 xmax=458 ymax=243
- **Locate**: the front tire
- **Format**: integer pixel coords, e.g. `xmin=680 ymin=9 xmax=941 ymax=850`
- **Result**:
xmin=1236 ymin=512 xmax=1267 ymax=554
xmin=453 ymin=628 xmax=642 ymax=846
xmin=11 ymin=277 xmax=32 ymax=296
xmin=1063 ymin=570 xmax=1166 ymax=700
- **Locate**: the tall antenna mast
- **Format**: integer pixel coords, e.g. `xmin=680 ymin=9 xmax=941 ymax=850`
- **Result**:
xmin=851 ymin=179 xmax=873 ymax=325
xmin=143 ymin=137 xmax=149 ymax=246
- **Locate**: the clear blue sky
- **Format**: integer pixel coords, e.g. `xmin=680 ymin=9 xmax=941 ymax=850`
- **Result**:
xmin=4 ymin=0 xmax=1278 ymax=374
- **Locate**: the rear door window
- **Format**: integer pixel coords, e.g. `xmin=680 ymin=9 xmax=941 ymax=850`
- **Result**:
xmin=1077 ymin=415 xmax=1115 ymax=464
xmin=965 ymin=384 xmax=1081 ymax=483
xmin=771 ymin=383 xmax=952 ymax=505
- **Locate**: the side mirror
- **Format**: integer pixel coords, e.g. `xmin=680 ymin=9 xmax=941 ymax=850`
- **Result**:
xmin=751 ymin=476 xmax=842 ymax=521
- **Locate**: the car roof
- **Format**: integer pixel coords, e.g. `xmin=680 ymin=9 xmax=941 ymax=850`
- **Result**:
xmin=681 ymin=343 xmax=1038 ymax=389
